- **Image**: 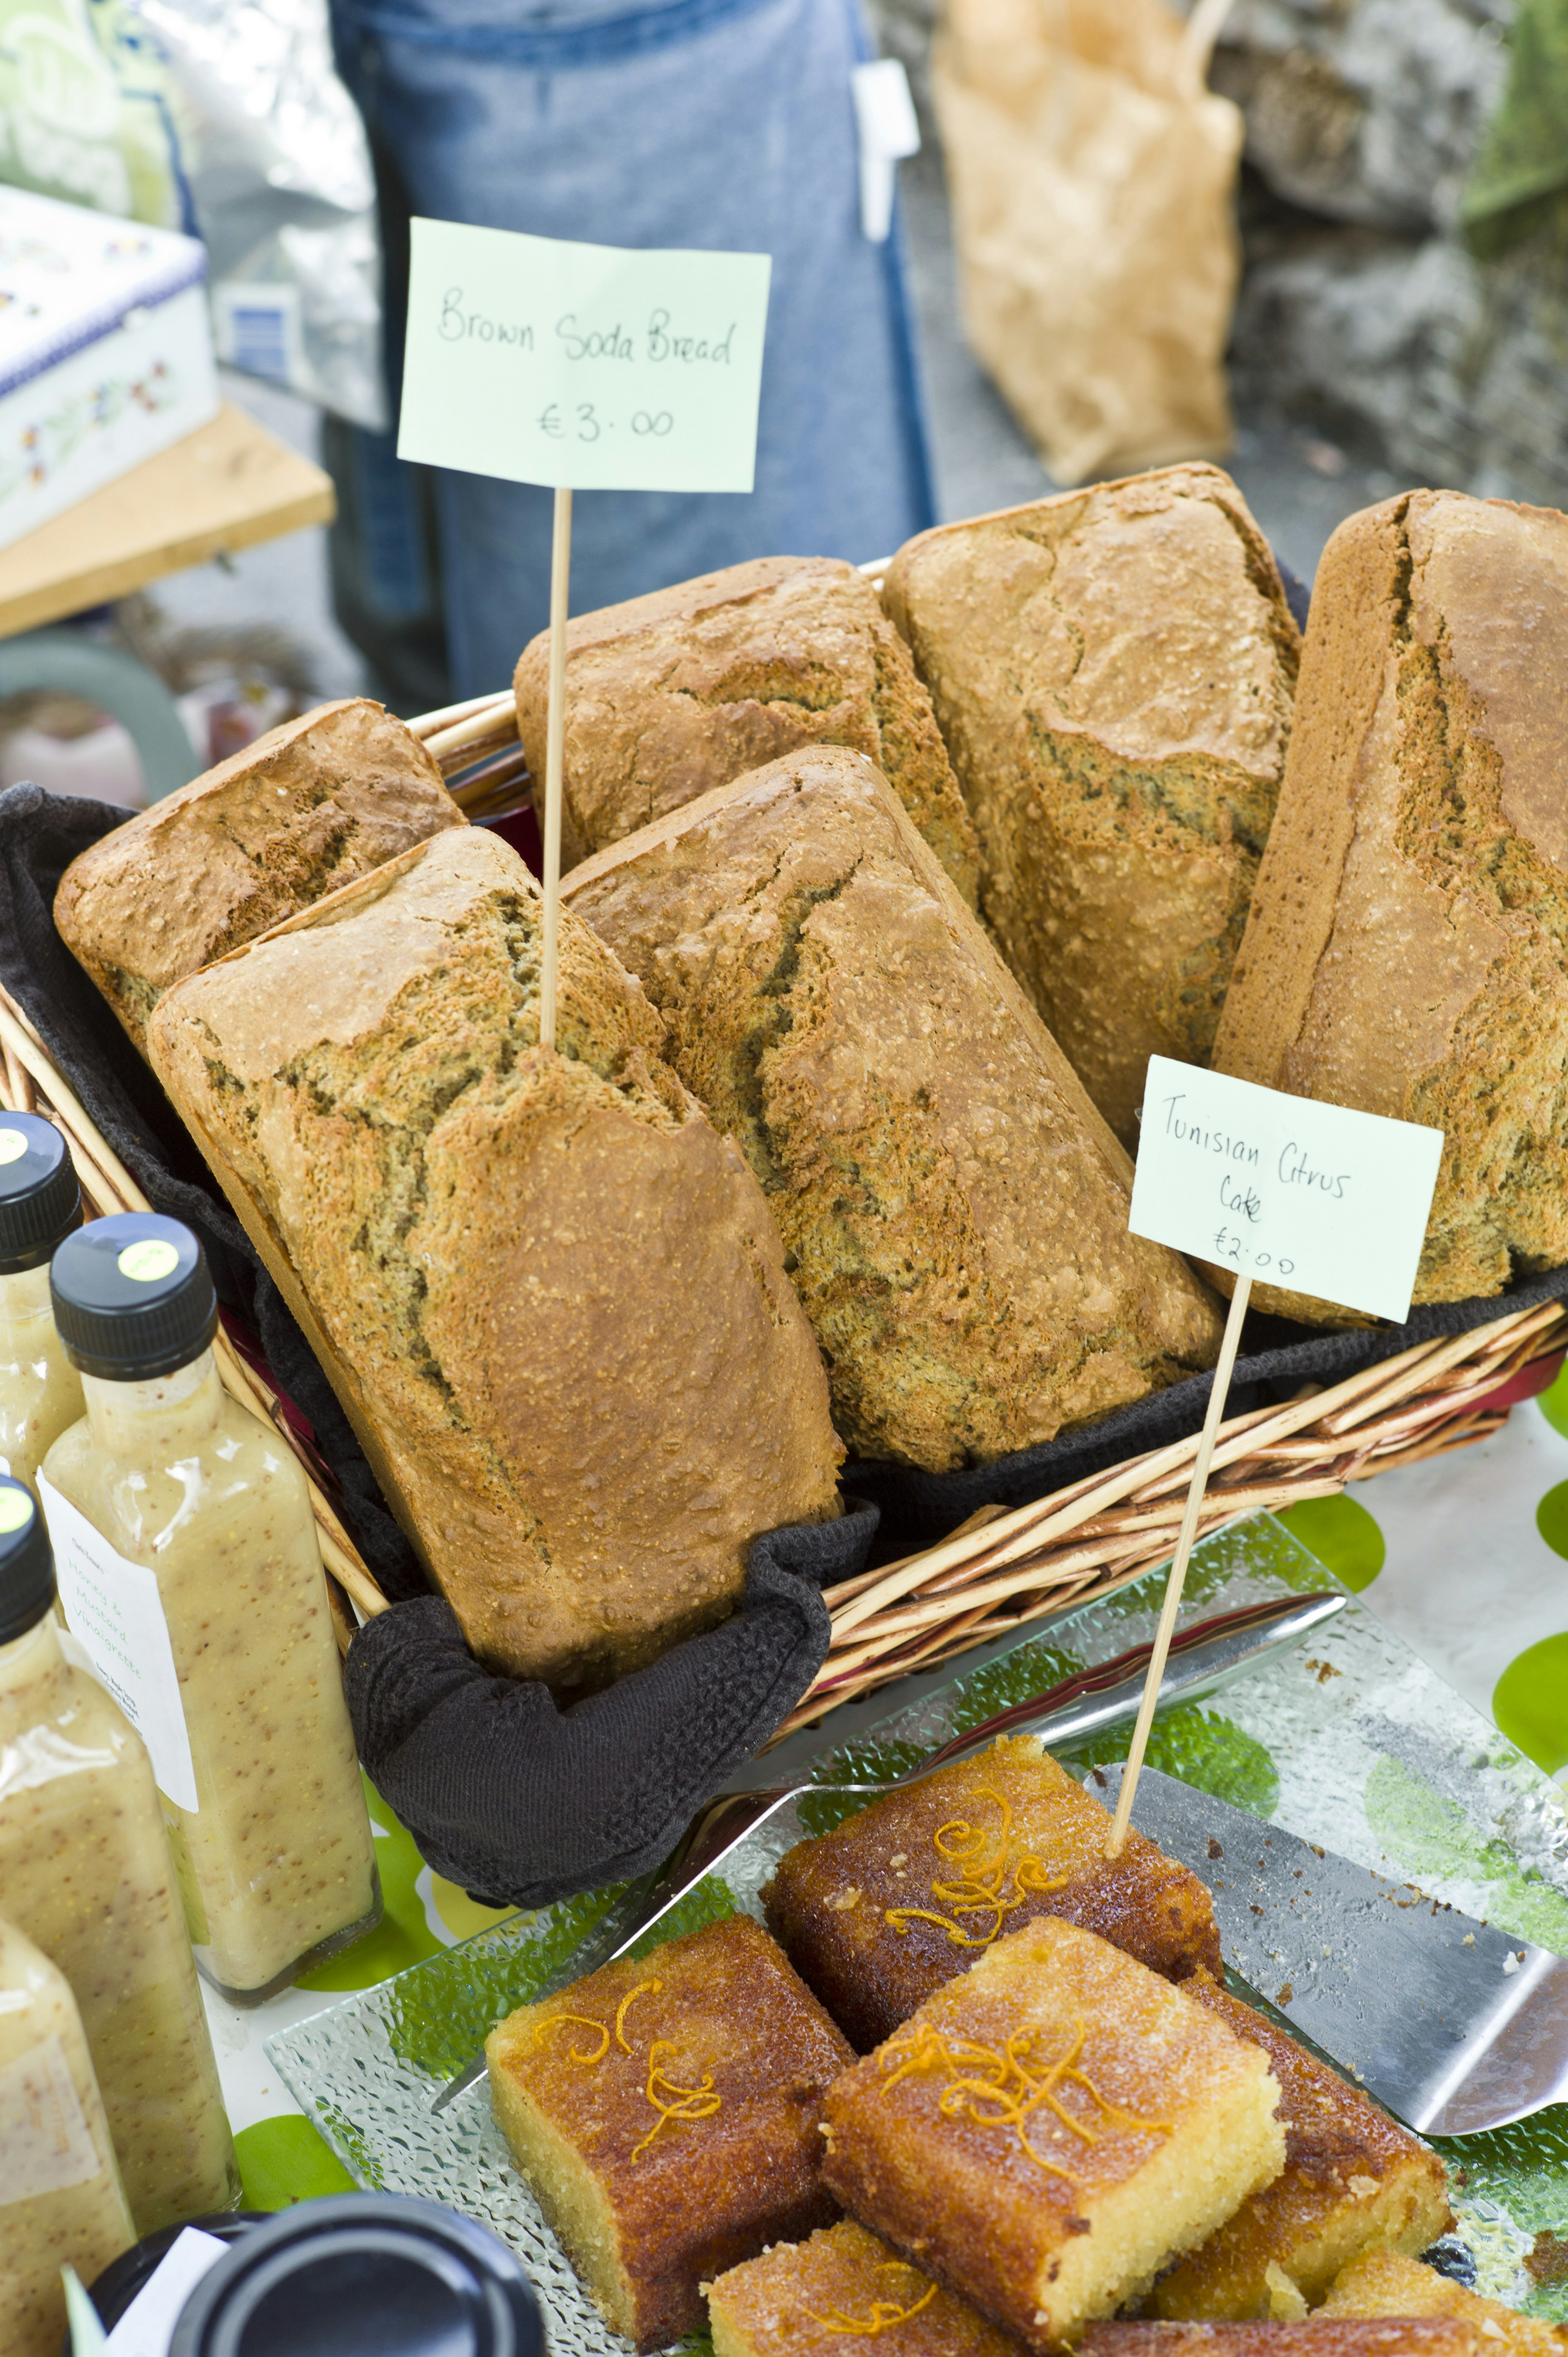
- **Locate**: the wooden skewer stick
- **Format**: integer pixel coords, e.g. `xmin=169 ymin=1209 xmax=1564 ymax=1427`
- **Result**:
xmin=1107 ymin=1275 xmax=1253 ymax=1859
xmin=539 ymin=484 xmax=573 ymax=1052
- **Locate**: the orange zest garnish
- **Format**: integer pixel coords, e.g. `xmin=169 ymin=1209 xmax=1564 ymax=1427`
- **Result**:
xmin=539 ymin=1971 xmax=722 ymax=2161
xmin=876 ymin=2015 xmax=1172 ymax=2185
xmin=615 ymin=1978 xmax=661 ymax=2053
xmin=884 ymin=1782 xmax=1070 ymax=1948
xmin=629 ymin=2037 xmax=722 ymax=2161
xmin=536 ymin=2012 xmax=611 ymax=2065
xmin=809 ymin=2269 xmax=938 ymax=2335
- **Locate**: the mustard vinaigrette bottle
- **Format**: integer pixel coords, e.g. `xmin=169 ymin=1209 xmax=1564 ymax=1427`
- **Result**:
xmin=40 ymin=1213 xmax=380 ymax=2001
xmin=0 ymin=1112 xmax=84 ymax=1493
xmin=0 ymin=1472 xmax=236 ymax=2230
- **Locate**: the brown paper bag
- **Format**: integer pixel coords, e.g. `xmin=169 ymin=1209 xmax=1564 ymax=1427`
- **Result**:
xmin=933 ymin=0 xmax=1242 ymax=484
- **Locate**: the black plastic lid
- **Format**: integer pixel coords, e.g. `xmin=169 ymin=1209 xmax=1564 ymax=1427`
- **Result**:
xmin=50 ymin=1214 xmax=218 ymax=1382
xmin=167 ymin=2194 xmax=545 ymax=2357
xmin=0 ymin=1112 xmax=81 ymax=1275
xmin=0 ymin=1474 xmax=56 ymax=1645
xmin=63 ymin=2214 xmax=269 ymax=2350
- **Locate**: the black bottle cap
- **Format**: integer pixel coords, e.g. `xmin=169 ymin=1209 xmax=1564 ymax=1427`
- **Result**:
xmin=0 ymin=1111 xmax=81 ymax=1275
xmin=50 ymin=1214 xmax=218 ymax=1382
xmin=0 ymin=1475 xmax=56 ymax=1645
xmin=167 ymin=2194 xmax=545 ymax=2357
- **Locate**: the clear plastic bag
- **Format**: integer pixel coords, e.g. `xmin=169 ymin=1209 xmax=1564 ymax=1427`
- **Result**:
xmin=0 ymin=0 xmax=385 ymax=427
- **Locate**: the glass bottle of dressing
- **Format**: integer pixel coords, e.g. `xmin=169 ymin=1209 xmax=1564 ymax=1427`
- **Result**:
xmin=0 ymin=1472 xmax=237 ymax=2231
xmin=0 ymin=1112 xmax=84 ymax=1494
xmin=0 ymin=1908 xmax=134 ymax=2357
xmin=40 ymin=1214 xmax=381 ymax=2003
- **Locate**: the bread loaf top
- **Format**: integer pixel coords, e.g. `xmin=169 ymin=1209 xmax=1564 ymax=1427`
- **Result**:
xmin=566 ymin=747 xmax=1221 ymax=1471
xmin=147 ymin=825 xmax=842 ymax=1689
xmin=56 ymin=697 xmax=464 ymax=1053
xmin=884 ymin=465 xmax=1299 ymax=1145
xmin=1213 ymin=487 xmax=1568 ymax=1316
xmin=512 ymin=554 xmax=980 ymax=903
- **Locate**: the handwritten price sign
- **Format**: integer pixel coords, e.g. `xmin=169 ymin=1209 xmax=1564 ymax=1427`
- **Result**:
xmin=398 ymin=219 xmax=771 ymax=494
xmin=1128 ymin=1057 xmax=1443 ymax=1321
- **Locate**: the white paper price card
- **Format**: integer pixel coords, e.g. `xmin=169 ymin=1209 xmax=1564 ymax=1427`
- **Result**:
xmin=399 ymin=220 xmax=771 ymax=494
xmin=1128 ymin=1057 xmax=1444 ymax=1323
xmin=37 ymin=1475 xmax=199 ymax=1814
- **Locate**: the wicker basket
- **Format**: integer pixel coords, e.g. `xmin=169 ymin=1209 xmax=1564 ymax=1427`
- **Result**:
xmin=7 ymin=694 xmax=1564 ymax=1729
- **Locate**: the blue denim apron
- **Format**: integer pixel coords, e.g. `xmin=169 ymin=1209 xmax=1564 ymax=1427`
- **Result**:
xmin=331 ymin=0 xmax=936 ymax=694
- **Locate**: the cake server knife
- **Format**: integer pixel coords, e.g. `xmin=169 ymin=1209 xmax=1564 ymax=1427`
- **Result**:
xmin=1096 ymin=1761 xmax=1568 ymax=2136
xmin=432 ymin=1584 xmax=1345 ymax=2110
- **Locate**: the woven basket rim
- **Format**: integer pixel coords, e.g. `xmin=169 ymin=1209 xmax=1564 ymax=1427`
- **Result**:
xmin=4 ymin=699 xmax=1561 ymax=1727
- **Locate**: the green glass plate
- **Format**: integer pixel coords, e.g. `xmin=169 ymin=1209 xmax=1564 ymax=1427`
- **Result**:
xmin=268 ymin=1511 xmax=1568 ymax=2342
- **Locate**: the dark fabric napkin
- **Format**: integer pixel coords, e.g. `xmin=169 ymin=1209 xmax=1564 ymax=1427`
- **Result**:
xmin=5 ymin=780 xmax=1564 ymax=1905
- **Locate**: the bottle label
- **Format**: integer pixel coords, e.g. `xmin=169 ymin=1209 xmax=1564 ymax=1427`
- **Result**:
xmin=0 ymin=2032 xmax=103 ymax=2206
xmin=37 ymin=1475 xmax=200 ymax=1813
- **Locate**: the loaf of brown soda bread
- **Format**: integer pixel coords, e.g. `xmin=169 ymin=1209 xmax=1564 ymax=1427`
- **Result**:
xmin=54 ymin=697 xmax=464 ymax=1054
xmin=1212 ymin=489 xmax=1568 ymax=1323
xmin=512 ymin=554 xmax=980 ymax=903
xmin=565 ymin=748 xmax=1221 ymax=1473
xmin=145 ymin=826 xmax=843 ymax=1691
xmin=884 ymin=466 xmax=1300 ymax=1147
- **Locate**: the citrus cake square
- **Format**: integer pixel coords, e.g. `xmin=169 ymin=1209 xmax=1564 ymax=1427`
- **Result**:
xmin=819 ymin=1915 xmax=1285 ymax=2351
xmin=1151 ymin=1976 xmax=1450 ymax=2319
xmin=1081 ymin=2323 xmax=1481 ymax=2357
xmin=1320 ymin=2248 xmax=1567 ymax=2357
xmin=707 ymin=2220 xmax=1024 ymax=2357
xmin=486 ymin=1913 xmax=855 ymax=2350
xmin=762 ymin=1737 xmax=1222 ymax=2050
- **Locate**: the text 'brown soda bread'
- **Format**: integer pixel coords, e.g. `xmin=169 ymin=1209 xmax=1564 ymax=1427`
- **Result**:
xmin=54 ymin=697 xmax=464 ymax=1054
xmin=1150 ymin=1974 xmax=1450 ymax=2321
xmin=708 ymin=2220 xmax=1027 ymax=2357
xmin=566 ymin=749 xmax=1221 ymax=1472
xmin=820 ymin=1916 xmax=1286 ymax=2353
xmin=1212 ymin=489 xmax=1568 ymax=1322
xmin=513 ymin=553 xmax=981 ymax=902
xmin=486 ymin=1915 xmax=855 ymax=2351
xmin=145 ymin=826 xmax=842 ymax=1690
xmin=761 ymin=1735 xmax=1222 ymax=2050
xmin=884 ymin=465 xmax=1301 ymax=1146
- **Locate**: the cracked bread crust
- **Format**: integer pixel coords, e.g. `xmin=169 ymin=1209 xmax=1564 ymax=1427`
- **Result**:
xmin=884 ymin=466 xmax=1300 ymax=1146
xmin=566 ymin=749 xmax=1221 ymax=1470
xmin=512 ymin=554 xmax=980 ymax=904
xmin=1212 ymin=489 xmax=1568 ymax=1323
xmin=145 ymin=826 xmax=842 ymax=1690
xmin=54 ymin=697 xmax=464 ymax=1054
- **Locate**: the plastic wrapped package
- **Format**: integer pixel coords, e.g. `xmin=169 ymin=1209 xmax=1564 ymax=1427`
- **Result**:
xmin=0 ymin=0 xmax=385 ymax=427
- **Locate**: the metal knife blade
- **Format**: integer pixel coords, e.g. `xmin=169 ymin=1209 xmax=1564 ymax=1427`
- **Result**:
xmin=432 ymin=1586 xmax=1343 ymax=2113
xmin=1098 ymin=1763 xmax=1568 ymax=2135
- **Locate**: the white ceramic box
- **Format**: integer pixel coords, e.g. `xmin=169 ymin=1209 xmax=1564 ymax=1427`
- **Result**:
xmin=0 ymin=187 xmax=219 ymax=552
